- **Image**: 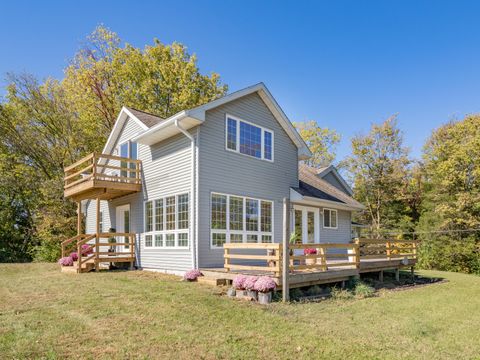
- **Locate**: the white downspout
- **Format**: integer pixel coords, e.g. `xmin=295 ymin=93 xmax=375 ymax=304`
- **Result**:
xmin=174 ymin=119 xmax=197 ymax=269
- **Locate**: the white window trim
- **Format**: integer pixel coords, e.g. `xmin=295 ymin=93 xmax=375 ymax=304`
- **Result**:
xmin=143 ymin=192 xmax=190 ymax=249
xmin=323 ymin=208 xmax=338 ymax=230
xmin=210 ymin=192 xmax=274 ymax=249
xmin=224 ymin=114 xmax=274 ymax=162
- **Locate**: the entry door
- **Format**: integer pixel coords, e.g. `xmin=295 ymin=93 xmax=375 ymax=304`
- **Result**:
xmin=116 ymin=204 xmax=131 ymax=251
xmin=292 ymin=205 xmax=320 ymax=245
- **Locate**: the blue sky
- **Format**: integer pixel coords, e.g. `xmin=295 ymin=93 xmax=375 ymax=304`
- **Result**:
xmin=2 ymin=0 xmax=480 ymax=160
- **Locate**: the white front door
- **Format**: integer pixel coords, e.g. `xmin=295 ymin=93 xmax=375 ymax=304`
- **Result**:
xmin=116 ymin=204 xmax=130 ymax=251
xmin=292 ymin=205 xmax=320 ymax=246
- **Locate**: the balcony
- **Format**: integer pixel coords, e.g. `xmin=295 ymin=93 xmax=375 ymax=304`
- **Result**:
xmin=64 ymin=153 xmax=142 ymax=201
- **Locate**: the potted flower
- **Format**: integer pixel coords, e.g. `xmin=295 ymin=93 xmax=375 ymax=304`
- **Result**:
xmin=254 ymin=276 xmax=277 ymax=304
xmin=58 ymin=256 xmax=74 ymax=266
xmin=304 ymin=248 xmax=317 ymax=265
xmin=81 ymin=244 xmax=93 ymax=256
xmin=244 ymin=276 xmax=258 ymax=300
xmin=183 ymin=269 xmax=203 ymax=282
xmin=232 ymin=275 xmax=247 ymax=298
xmin=70 ymin=252 xmax=78 ymax=261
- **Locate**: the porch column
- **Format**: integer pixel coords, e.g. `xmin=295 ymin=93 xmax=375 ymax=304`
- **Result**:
xmin=95 ymin=197 xmax=100 ymax=271
xmin=282 ymin=198 xmax=290 ymax=302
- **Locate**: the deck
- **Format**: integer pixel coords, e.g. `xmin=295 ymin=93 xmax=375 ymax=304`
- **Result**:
xmin=201 ymin=239 xmax=417 ymax=289
xmin=64 ymin=152 xmax=142 ymax=201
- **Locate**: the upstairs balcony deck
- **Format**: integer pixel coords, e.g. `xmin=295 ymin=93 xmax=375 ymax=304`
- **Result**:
xmin=64 ymin=153 xmax=142 ymax=201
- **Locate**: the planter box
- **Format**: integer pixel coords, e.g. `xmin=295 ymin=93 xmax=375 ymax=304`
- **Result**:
xmin=236 ymin=290 xmax=247 ymax=299
xmin=258 ymin=292 xmax=272 ymax=304
xmin=246 ymin=290 xmax=258 ymax=300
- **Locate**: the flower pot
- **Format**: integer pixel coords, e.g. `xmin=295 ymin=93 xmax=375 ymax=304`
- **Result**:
xmin=227 ymin=287 xmax=236 ymax=297
xmin=236 ymin=290 xmax=247 ymax=299
xmin=246 ymin=290 xmax=258 ymax=300
xmin=258 ymin=291 xmax=272 ymax=304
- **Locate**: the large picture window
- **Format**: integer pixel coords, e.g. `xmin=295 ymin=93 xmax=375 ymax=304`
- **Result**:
xmin=210 ymin=193 xmax=273 ymax=248
xmin=144 ymin=193 xmax=189 ymax=248
xmin=225 ymin=115 xmax=274 ymax=162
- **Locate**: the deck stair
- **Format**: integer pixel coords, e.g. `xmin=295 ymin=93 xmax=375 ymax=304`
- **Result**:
xmin=60 ymin=232 xmax=136 ymax=274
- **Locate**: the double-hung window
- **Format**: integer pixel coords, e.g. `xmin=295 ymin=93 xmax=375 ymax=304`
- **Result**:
xmin=323 ymin=208 xmax=338 ymax=229
xmin=118 ymin=141 xmax=138 ymax=178
xmin=225 ymin=115 xmax=274 ymax=161
xmin=210 ymin=193 xmax=274 ymax=248
xmin=144 ymin=193 xmax=189 ymax=248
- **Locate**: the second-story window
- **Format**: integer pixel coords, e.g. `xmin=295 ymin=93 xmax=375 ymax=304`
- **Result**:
xmin=119 ymin=141 xmax=138 ymax=177
xmin=225 ymin=115 xmax=274 ymax=161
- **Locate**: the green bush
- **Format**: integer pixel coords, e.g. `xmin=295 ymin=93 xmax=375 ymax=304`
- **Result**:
xmin=306 ymin=285 xmax=323 ymax=296
xmin=330 ymin=287 xmax=353 ymax=300
xmin=32 ymin=238 xmax=62 ymax=262
xmin=354 ymin=282 xmax=375 ymax=298
xmin=289 ymin=288 xmax=304 ymax=300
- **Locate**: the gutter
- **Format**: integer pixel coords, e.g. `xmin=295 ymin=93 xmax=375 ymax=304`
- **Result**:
xmin=174 ymin=119 xmax=198 ymax=269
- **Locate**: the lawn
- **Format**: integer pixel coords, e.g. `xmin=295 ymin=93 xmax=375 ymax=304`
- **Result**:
xmin=1 ymin=264 xmax=479 ymax=359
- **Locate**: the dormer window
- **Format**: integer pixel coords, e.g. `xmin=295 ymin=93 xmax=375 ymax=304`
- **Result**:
xmin=225 ymin=114 xmax=274 ymax=162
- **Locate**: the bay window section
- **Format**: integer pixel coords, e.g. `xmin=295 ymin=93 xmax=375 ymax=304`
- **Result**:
xmin=144 ymin=193 xmax=189 ymax=248
xmin=211 ymin=193 xmax=273 ymax=248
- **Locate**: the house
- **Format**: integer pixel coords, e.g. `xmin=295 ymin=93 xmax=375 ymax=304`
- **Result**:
xmin=64 ymin=83 xmax=366 ymax=275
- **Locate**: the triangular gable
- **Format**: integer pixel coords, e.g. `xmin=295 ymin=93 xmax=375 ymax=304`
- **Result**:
xmin=317 ymin=165 xmax=353 ymax=196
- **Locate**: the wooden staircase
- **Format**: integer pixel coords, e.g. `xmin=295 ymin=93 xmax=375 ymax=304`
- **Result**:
xmin=60 ymin=233 xmax=136 ymax=274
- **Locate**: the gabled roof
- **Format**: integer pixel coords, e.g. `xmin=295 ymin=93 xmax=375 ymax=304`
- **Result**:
xmin=125 ymin=107 xmax=164 ymax=128
xmin=291 ymin=164 xmax=365 ymax=211
xmin=131 ymin=83 xmax=312 ymax=160
xmin=316 ymin=164 xmax=354 ymax=196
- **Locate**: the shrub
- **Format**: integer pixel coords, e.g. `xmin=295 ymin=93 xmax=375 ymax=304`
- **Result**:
xmin=354 ymin=282 xmax=375 ymax=298
xmin=58 ymin=256 xmax=73 ymax=266
xmin=183 ymin=269 xmax=203 ymax=281
xmin=232 ymin=275 xmax=247 ymax=290
xmin=244 ymin=276 xmax=258 ymax=291
xmin=306 ymin=285 xmax=323 ymax=296
xmin=290 ymin=288 xmax=304 ymax=300
xmin=304 ymin=248 xmax=317 ymax=255
xmin=330 ymin=287 xmax=353 ymax=300
xmin=254 ymin=276 xmax=276 ymax=293
xmin=70 ymin=252 xmax=78 ymax=261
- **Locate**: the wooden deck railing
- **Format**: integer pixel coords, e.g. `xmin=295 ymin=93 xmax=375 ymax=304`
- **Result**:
xmin=64 ymin=152 xmax=142 ymax=190
xmin=222 ymin=239 xmax=418 ymax=275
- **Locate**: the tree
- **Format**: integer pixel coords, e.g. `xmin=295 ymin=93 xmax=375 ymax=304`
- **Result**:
xmin=0 ymin=25 xmax=228 ymax=262
xmin=62 ymin=26 xmax=227 ymax=150
xmin=342 ymin=115 xmax=411 ymax=237
xmin=416 ymin=115 xmax=480 ymax=274
xmin=294 ymin=120 xmax=340 ymax=168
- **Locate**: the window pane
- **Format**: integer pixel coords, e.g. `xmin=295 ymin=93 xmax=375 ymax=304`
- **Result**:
xmin=246 ymin=234 xmax=258 ymax=243
xmin=262 ymin=235 xmax=272 ymax=243
xmin=155 ymin=199 xmax=163 ymax=231
xmin=178 ymin=233 xmax=188 ymax=247
xmin=130 ymin=142 xmax=138 ymax=160
xmin=211 ymin=194 xmax=227 ymax=230
xmin=246 ymin=199 xmax=259 ymax=231
xmin=166 ymin=196 xmax=175 ymax=230
xmin=230 ymin=234 xmax=243 ymax=243
xmin=145 ymin=235 xmax=153 ymax=247
xmin=240 ymin=121 xmax=262 ymax=158
xmin=227 ymin=118 xmax=237 ymax=150
xmin=212 ymin=233 xmax=226 ymax=247
xmin=324 ymin=209 xmax=330 ymax=228
xmin=331 ymin=210 xmax=337 ymax=228
xmin=264 ymin=131 xmax=272 ymax=160
xmin=145 ymin=202 xmax=153 ymax=232
xmin=307 ymin=211 xmax=314 ymax=243
xmin=261 ymin=201 xmax=272 ymax=232
xmin=294 ymin=209 xmax=303 ymax=244
xmin=155 ymin=234 xmax=163 ymax=247
xmin=120 ymin=143 xmax=129 ymax=177
xmin=165 ymin=233 xmax=175 ymax=247
xmin=229 ymin=196 xmax=243 ymax=231
xmin=177 ymin=194 xmax=189 ymax=229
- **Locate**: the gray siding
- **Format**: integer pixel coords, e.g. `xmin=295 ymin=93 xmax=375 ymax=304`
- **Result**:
xmin=84 ymin=116 xmax=194 ymax=272
xmin=319 ymin=209 xmax=352 ymax=243
xmin=197 ymin=93 xmax=299 ymax=267
xmin=321 ymin=172 xmax=351 ymax=195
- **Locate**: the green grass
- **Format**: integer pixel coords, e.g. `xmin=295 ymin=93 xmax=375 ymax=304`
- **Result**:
xmin=1 ymin=264 xmax=479 ymax=359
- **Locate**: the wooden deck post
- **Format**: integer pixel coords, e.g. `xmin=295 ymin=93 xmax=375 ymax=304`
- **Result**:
xmin=354 ymin=238 xmax=360 ymax=269
xmin=386 ymin=240 xmax=391 ymax=260
xmin=77 ymin=202 xmax=82 ymax=236
xmin=95 ymin=197 xmax=100 ymax=272
xmin=379 ymin=270 xmax=384 ymax=283
xmin=410 ymin=266 xmax=415 ymax=281
xmin=282 ymin=198 xmax=290 ymax=302
xmin=395 ymin=268 xmax=400 ymax=282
